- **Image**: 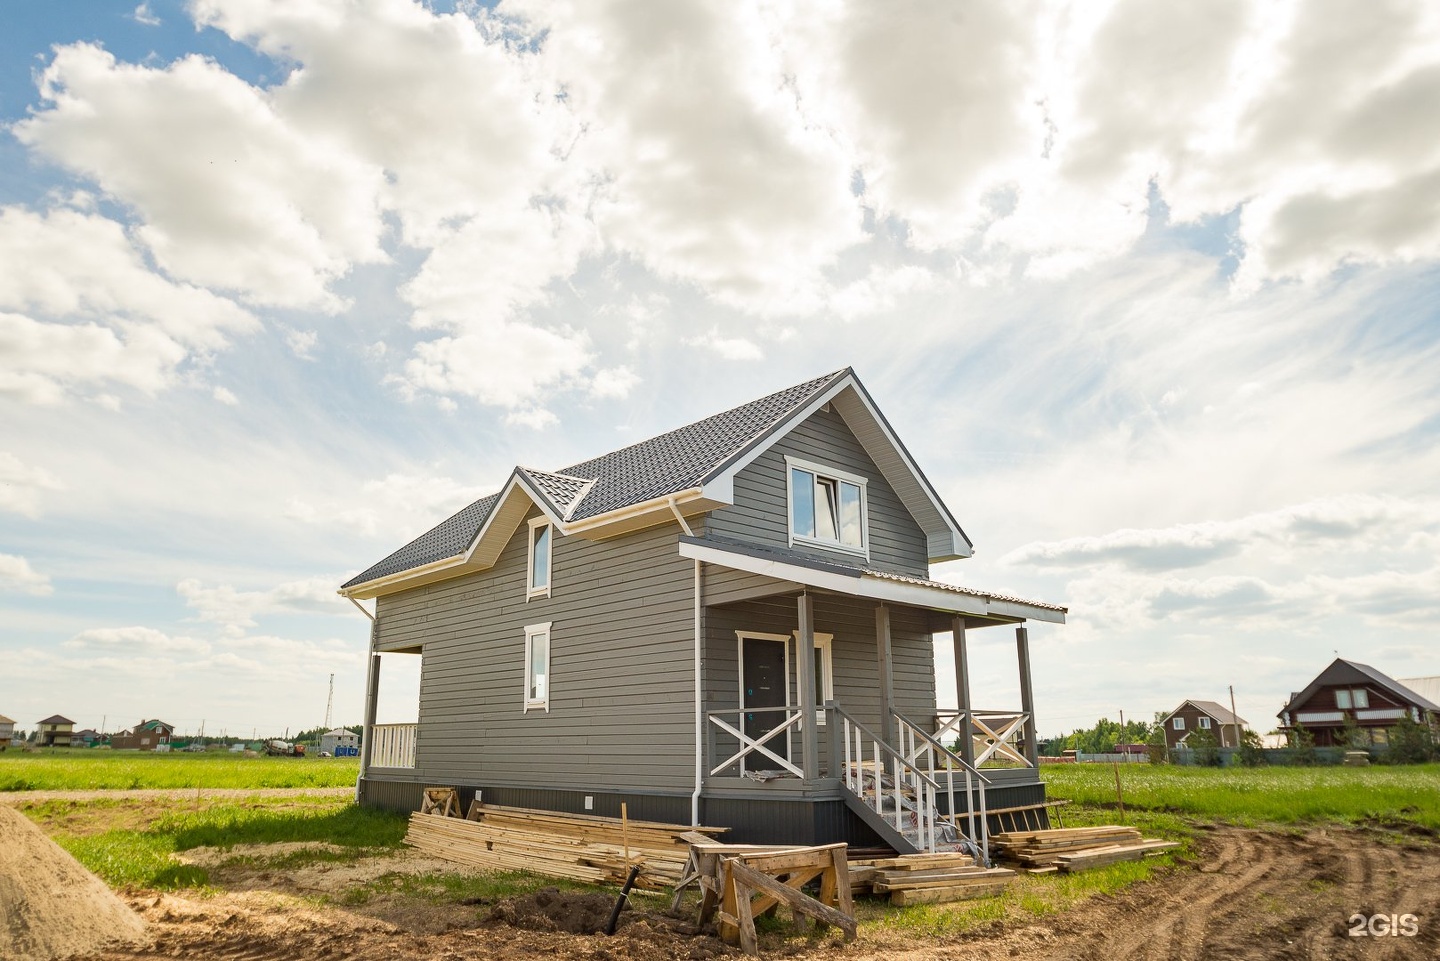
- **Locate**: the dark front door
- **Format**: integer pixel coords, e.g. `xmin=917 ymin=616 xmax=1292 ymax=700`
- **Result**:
xmin=742 ymin=636 xmax=788 ymax=766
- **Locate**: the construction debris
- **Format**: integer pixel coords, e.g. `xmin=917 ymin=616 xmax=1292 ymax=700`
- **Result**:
xmin=403 ymin=802 xmax=726 ymax=890
xmin=992 ymin=826 xmax=1178 ymax=873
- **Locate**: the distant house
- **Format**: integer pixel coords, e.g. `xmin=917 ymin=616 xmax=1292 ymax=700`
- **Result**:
xmin=1159 ymin=700 xmax=1246 ymax=749
xmin=1279 ymin=659 xmax=1440 ymax=747
xmin=73 ymin=729 xmax=102 ymax=747
xmin=37 ymin=715 xmax=75 ymax=747
xmin=111 ymin=719 xmax=176 ymax=751
xmin=0 ymin=714 xmax=14 ymax=750
xmin=1397 ymin=676 xmax=1440 ymax=711
xmin=319 ymin=728 xmax=360 ymax=757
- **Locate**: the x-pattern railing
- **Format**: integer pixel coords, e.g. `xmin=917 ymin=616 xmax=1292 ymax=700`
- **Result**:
xmin=937 ymin=710 xmax=1033 ymax=768
xmin=707 ymin=707 xmax=804 ymax=778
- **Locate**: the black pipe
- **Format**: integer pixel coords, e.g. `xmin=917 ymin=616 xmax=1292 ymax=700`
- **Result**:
xmin=605 ymin=865 xmax=642 ymax=935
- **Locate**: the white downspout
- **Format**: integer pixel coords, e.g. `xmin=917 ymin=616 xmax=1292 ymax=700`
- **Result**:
xmin=692 ymin=558 xmax=703 ymax=826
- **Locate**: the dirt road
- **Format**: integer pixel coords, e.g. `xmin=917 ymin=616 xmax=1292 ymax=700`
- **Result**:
xmin=63 ymin=823 xmax=1437 ymax=960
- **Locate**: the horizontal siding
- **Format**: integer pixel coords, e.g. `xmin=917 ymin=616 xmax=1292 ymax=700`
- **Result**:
xmin=706 ymin=406 xmax=930 ymax=575
xmin=375 ymin=512 xmax=697 ymax=794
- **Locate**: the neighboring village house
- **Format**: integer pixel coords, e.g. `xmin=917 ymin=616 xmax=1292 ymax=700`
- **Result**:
xmin=111 ymin=719 xmax=176 ymax=751
xmin=342 ymin=368 xmax=1067 ymax=853
xmin=1159 ymin=700 xmax=1247 ymax=749
xmin=37 ymin=715 xmax=74 ymax=747
xmin=1398 ymin=675 xmax=1440 ymax=713
xmin=72 ymin=729 xmax=102 ymax=748
xmin=1279 ymin=659 xmax=1440 ymax=747
xmin=0 ymin=714 xmax=14 ymax=750
xmin=320 ymin=728 xmax=360 ymax=757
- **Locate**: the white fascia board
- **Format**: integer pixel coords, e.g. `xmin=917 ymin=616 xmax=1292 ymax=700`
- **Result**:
xmin=702 ymin=373 xmax=971 ymax=562
xmin=679 ymin=540 xmax=1063 ymax=623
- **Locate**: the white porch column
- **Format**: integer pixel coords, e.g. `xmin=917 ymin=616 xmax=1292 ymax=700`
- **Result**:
xmin=875 ymin=603 xmax=895 ymax=744
xmin=797 ymin=592 xmax=819 ymax=779
xmin=1016 ymin=626 xmax=1039 ymax=767
xmin=952 ymin=616 xmax=975 ymax=768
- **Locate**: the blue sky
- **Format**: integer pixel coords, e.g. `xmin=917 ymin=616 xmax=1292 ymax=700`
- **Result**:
xmin=2 ymin=0 xmax=1438 ymax=742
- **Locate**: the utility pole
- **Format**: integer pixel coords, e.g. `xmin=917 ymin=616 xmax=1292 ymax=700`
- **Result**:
xmin=1229 ymin=685 xmax=1240 ymax=750
xmin=324 ymin=673 xmax=335 ymax=730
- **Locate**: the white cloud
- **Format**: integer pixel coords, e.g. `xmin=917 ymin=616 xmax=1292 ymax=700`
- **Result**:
xmin=395 ymin=321 xmax=593 ymax=408
xmin=286 ymin=471 xmax=498 ymax=540
xmin=0 ymin=206 xmax=258 ymax=403
xmin=0 ymin=453 xmax=64 ymax=517
xmin=177 ymin=576 xmax=342 ymax=635
xmin=64 ymin=625 xmax=209 ymax=654
xmin=14 ymin=45 xmax=386 ymax=310
xmin=589 ymin=366 xmax=639 ymax=400
xmin=686 ymin=328 xmax=763 ymax=361
xmin=0 ymin=554 xmax=53 ymax=596
xmin=283 ymin=327 xmax=319 ymax=360
xmin=131 ymin=3 xmax=160 ymax=27
xmin=212 ymin=386 xmax=239 ymax=406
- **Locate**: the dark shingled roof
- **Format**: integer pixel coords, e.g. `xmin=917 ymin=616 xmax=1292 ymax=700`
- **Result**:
xmin=342 ymin=370 xmax=847 ymax=589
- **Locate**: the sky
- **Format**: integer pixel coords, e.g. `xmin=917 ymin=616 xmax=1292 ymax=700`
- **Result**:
xmin=2 ymin=0 xmax=1438 ymax=743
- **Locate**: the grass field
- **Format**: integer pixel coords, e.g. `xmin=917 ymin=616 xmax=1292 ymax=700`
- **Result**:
xmin=0 ymin=750 xmax=360 ymax=791
xmin=1042 ymin=762 xmax=1440 ymax=830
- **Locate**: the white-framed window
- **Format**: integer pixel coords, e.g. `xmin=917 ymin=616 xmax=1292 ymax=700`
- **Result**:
xmin=523 ymin=622 xmax=552 ymax=712
xmin=785 ymin=456 xmax=867 ymax=556
xmin=794 ymin=631 xmax=835 ymax=725
xmin=1352 ymin=688 xmax=1369 ymax=709
xmin=1172 ymin=716 xmax=1185 ymax=730
xmin=527 ymin=518 xmax=552 ymax=599
xmin=1198 ymin=717 xmax=1211 ymax=729
xmin=1336 ymin=689 xmax=1351 ymax=709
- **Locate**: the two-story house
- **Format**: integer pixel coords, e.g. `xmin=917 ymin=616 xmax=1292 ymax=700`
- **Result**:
xmin=111 ymin=719 xmax=175 ymax=751
xmin=0 ymin=713 xmax=14 ymax=750
xmin=1159 ymin=700 xmax=1246 ymax=749
xmin=37 ymin=714 xmax=75 ymax=747
xmin=341 ymin=369 xmax=1066 ymax=854
xmin=1279 ymin=658 xmax=1440 ymax=747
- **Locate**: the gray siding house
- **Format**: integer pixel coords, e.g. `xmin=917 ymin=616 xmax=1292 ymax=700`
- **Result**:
xmin=342 ymin=369 xmax=1066 ymax=852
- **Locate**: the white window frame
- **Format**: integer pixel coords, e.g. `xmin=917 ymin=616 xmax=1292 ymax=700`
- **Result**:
xmin=784 ymin=455 xmax=869 ymax=558
xmin=1352 ymin=688 xmax=1369 ymax=709
xmin=523 ymin=621 xmax=552 ymax=712
xmin=1335 ymin=689 xmax=1352 ymax=710
xmin=527 ymin=517 xmax=553 ymax=600
xmin=1172 ymin=716 xmax=1185 ymax=730
xmin=1198 ymin=716 xmax=1211 ymax=729
xmin=793 ymin=631 xmax=835 ymax=725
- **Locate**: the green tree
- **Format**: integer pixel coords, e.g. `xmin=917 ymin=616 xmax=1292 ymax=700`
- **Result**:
xmin=1236 ymin=728 xmax=1267 ymax=767
xmin=1338 ymin=713 xmax=1366 ymax=749
xmin=1188 ymin=726 xmax=1221 ymax=766
xmin=1146 ymin=724 xmax=1169 ymax=765
xmin=1289 ymin=722 xmax=1317 ymax=766
xmin=1383 ymin=716 xmax=1436 ymax=764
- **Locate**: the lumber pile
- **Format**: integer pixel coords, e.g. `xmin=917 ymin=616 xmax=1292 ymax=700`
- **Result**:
xmin=861 ymin=852 xmax=1013 ymax=906
xmin=404 ymin=803 xmax=725 ymax=890
xmin=991 ymin=826 xmax=1178 ymax=874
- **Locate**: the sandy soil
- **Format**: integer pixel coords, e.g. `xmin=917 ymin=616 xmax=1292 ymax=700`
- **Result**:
xmin=49 ymin=822 xmax=1439 ymax=960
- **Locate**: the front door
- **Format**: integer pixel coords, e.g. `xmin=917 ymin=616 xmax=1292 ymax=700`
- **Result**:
xmin=741 ymin=635 xmax=789 ymax=767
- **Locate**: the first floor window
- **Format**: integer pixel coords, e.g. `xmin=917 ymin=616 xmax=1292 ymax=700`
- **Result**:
xmin=524 ymin=622 xmax=552 ymax=711
xmin=796 ymin=631 xmax=835 ymax=724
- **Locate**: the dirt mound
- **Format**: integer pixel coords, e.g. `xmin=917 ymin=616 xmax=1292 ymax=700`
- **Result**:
xmin=484 ymin=887 xmax=621 ymax=934
xmin=0 ymin=806 xmax=147 ymax=961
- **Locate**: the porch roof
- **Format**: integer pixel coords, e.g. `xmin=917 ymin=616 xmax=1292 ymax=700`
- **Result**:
xmin=678 ymin=536 xmax=1066 ymax=624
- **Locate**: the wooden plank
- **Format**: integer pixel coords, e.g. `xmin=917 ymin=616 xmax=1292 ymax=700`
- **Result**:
xmin=890 ymin=881 xmax=1009 ymax=906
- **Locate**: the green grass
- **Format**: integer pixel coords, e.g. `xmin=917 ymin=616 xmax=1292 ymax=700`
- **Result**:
xmin=0 ymin=750 xmax=359 ymax=791
xmin=337 ymin=868 xmax=618 ymax=907
xmin=33 ymin=795 xmax=407 ymax=889
xmin=1041 ymin=763 xmax=1440 ymax=830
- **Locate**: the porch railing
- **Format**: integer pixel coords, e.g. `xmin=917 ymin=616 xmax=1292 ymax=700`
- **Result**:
xmin=706 ymin=706 xmax=804 ymax=778
xmin=369 ymin=723 xmax=417 ymax=768
xmin=831 ymin=705 xmax=940 ymax=854
xmin=895 ymin=712 xmax=991 ymax=864
xmin=935 ymin=710 xmax=1034 ymax=768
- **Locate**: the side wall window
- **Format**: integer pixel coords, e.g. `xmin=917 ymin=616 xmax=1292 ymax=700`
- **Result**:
xmin=1198 ymin=717 xmax=1211 ymax=729
xmin=527 ymin=518 xmax=552 ymax=599
xmin=1172 ymin=717 xmax=1185 ymax=730
xmin=524 ymin=622 xmax=552 ymax=712
xmin=785 ymin=456 xmax=868 ymax=555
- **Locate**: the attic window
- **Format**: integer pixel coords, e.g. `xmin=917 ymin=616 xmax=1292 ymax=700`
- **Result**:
xmin=527 ymin=518 xmax=552 ymax=599
xmin=1335 ymin=689 xmax=1369 ymax=709
xmin=786 ymin=456 xmax=867 ymax=555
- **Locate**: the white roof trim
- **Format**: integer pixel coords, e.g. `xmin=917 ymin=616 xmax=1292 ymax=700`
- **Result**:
xmin=679 ymin=539 xmax=1064 ymax=624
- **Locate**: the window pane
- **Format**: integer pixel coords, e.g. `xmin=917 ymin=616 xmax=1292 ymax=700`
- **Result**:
xmin=1173 ymin=717 xmax=1184 ymax=729
xmin=1199 ymin=717 xmax=1210 ymax=728
xmin=791 ymin=468 xmax=815 ymax=538
xmin=1335 ymin=689 xmax=1351 ymax=709
xmin=814 ymin=647 xmax=825 ymax=702
xmin=1352 ymin=689 xmax=1368 ymax=709
xmin=531 ymin=525 xmax=550 ymax=588
xmin=815 ymin=478 xmax=838 ymax=540
xmin=838 ymin=482 xmax=862 ymax=547
xmin=529 ymin=633 xmax=548 ymax=702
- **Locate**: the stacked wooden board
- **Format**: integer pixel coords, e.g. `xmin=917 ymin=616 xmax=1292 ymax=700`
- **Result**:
xmin=404 ymin=803 xmax=725 ymax=890
xmin=853 ymin=853 xmax=1014 ymax=906
xmin=991 ymin=826 xmax=1178 ymax=873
